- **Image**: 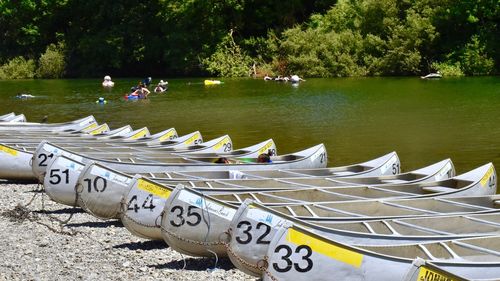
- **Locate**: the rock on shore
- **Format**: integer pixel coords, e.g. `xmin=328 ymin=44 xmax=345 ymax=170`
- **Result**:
xmin=0 ymin=182 xmax=256 ymax=281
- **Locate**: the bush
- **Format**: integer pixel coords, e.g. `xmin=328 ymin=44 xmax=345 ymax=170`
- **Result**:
xmin=201 ymin=31 xmax=253 ymax=77
xmin=36 ymin=42 xmax=66 ymax=78
xmin=0 ymin=56 xmax=36 ymax=79
xmin=430 ymin=61 xmax=464 ymax=76
xmin=460 ymin=36 xmax=494 ymax=76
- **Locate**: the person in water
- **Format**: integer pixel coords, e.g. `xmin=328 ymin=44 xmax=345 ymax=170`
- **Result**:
xmin=290 ymin=75 xmax=305 ymax=83
xmin=131 ymin=85 xmax=150 ymax=99
xmin=154 ymin=80 xmax=168 ymax=92
xmin=142 ymin=77 xmax=152 ymax=87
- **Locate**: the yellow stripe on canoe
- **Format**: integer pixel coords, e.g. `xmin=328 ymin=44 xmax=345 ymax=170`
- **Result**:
xmin=213 ymin=137 xmax=230 ymax=151
xmin=184 ymin=132 xmax=200 ymax=145
xmin=286 ymin=228 xmax=363 ymax=268
xmin=82 ymin=122 xmax=98 ymax=132
xmin=89 ymin=124 xmax=110 ymax=135
xmin=258 ymin=141 xmax=274 ymax=155
xmin=418 ymin=266 xmax=461 ymax=281
xmin=137 ymin=179 xmax=171 ymax=199
xmin=480 ymin=166 xmax=494 ymax=187
xmin=0 ymin=144 xmax=18 ymax=156
xmin=159 ymin=130 xmax=177 ymax=142
xmin=128 ymin=128 xmax=149 ymax=140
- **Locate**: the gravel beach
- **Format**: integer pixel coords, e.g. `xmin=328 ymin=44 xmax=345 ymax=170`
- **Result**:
xmin=0 ymin=181 xmax=257 ymax=281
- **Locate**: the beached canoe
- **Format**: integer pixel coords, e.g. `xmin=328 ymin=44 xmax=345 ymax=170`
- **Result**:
xmin=1 ymin=114 xmax=26 ymax=123
xmin=43 ymin=139 xmax=278 ymax=205
xmin=146 ymin=157 xmax=450 ymax=190
xmin=0 ymin=126 xmax=168 ymax=144
xmin=227 ymin=200 xmax=500 ymax=276
xmin=30 ymin=136 xmax=282 ymax=179
xmin=30 ymin=141 xmax=327 ymax=180
xmin=0 ymin=128 xmax=187 ymax=180
xmin=70 ymin=158 xmax=448 ymax=222
xmin=158 ymin=164 xmax=496 ymax=257
xmin=0 ymin=113 xmax=16 ymax=121
xmin=74 ymin=160 xmax=462 ymax=243
xmin=262 ymin=224 xmax=500 ymax=280
xmin=0 ymin=115 xmax=97 ymax=131
xmin=8 ymin=131 xmax=207 ymax=155
xmin=0 ymin=130 xmax=201 ymax=181
xmin=145 ymin=151 xmax=401 ymax=180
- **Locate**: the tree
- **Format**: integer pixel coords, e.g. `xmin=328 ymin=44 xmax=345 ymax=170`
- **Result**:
xmin=37 ymin=42 xmax=66 ymax=78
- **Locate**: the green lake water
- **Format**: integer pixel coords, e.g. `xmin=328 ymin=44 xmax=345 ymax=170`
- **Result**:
xmin=1 ymin=77 xmax=499 ymax=174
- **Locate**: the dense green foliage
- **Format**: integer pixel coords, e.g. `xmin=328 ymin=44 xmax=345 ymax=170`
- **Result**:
xmin=37 ymin=42 xmax=66 ymax=78
xmin=275 ymin=0 xmax=498 ymax=77
xmin=202 ymin=30 xmax=253 ymax=77
xmin=0 ymin=56 xmax=35 ymax=79
xmin=0 ymin=0 xmax=497 ymax=78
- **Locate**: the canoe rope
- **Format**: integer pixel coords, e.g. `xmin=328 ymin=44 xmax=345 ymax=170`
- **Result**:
xmin=8 ymin=182 xmax=78 ymax=236
xmin=121 ymin=212 xmax=158 ymax=228
xmin=159 ymin=225 xmax=226 ymax=247
xmin=223 ymin=241 xmax=278 ymax=281
xmin=159 ymin=224 xmax=278 ymax=281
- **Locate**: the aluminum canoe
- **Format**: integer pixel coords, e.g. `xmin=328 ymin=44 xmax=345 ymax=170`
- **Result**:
xmin=262 ymin=224 xmax=500 ymax=281
xmin=31 ymin=137 xmax=279 ymax=181
xmin=92 ymin=163 xmax=472 ymax=250
xmin=179 ymin=163 xmax=496 ymax=206
xmin=74 ymin=159 xmax=454 ymax=240
xmin=0 ymin=126 xmax=177 ymax=144
xmin=30 ymin=141 xmax=327 ymax=180
xmin=146 ymin=157 xmax=451 ymax=189
xmin=0 ymin=112 xmax=16 ymax=121
xmin=1 ymin=114 xmax=26 ymax=123
xmin=0 ymin=128 xmax=182 ymax=180
xmin=37 ymin=157 xmax=436 ymax=226
xmin=157 ymin=166 xmax=496 ymax=259
xmin=145 ymin=151 xmax=401 ymax=180
xmin=228 ymin=200 xmax=500 ymax=276
xmin=42 ymin=139 xmax=278 ymax=205
xmin=70 ymin=158 xmax=451 ymax=218
xmin=0 ymin=115 xmax=97 ymax=131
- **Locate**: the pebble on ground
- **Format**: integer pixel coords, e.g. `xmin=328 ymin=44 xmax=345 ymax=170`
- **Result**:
xmin=0 ymin=181 xmax=256 ymax=281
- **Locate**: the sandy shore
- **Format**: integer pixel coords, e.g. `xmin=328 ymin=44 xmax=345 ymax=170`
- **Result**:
xmin=0 ymin=181 xmax=256 ymax=281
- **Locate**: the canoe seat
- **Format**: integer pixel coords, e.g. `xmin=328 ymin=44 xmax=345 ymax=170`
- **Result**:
xmin=380 ymin=179 xmax=408 ymax=184
xmin=493 ymin=200 xmax=500 ymax=206
xmin=422 ymin=186 xmax=456 ymax=194
xmin=332 ymin=171 xmax=356 ymax=176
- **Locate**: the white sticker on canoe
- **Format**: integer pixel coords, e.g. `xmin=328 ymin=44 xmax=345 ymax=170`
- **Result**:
xmin=246 ymin=207 xmax=286 ymax=227
xmin=56 ymin=157 xmax=84 ymax=171
xmin=435 ymin=162 xmax=453 ymax=181
xmin=178 ymin=190 xmax=236 ymax=220
xmin=43 ymin=144 xmax=83 ymax=162
xmin=90 ymin=165 xmax=131 ymax=186
xmin=381 ymin=155 xmax=398 ymax=174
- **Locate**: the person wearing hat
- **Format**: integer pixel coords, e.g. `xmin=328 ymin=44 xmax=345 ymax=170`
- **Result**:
xmin=154 ymin=80 xmax=169 ymax=93
xmin=102 ymin=75 xmax=115 ymax=87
